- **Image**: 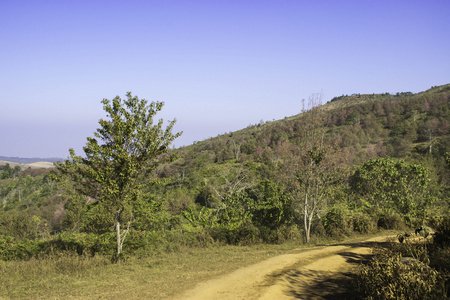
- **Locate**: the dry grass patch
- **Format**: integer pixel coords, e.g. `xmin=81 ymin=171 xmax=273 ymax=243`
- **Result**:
xmin=0 ymin=242 xmax=306 ymax=299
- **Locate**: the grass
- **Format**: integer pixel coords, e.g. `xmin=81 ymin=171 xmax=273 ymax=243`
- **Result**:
xmin=0 ymin=241 xmax=308 ymax=299
xmin=0 ymin=232 xmax=392 ymax=299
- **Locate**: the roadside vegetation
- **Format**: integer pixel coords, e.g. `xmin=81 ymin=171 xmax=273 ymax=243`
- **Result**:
xmin=0 ymin=84 xmax=449 ymax=298
xmin=356 ymin=217 xmax=450 ymax=299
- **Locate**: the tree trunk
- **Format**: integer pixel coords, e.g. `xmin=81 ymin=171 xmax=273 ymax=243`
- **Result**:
xmin=304 ymin=192 xmax=312 ymax=243
xmin=114 ymin=208 xmax=131 ymax=262
xmin=304 ymin=214 xmax=311 ymax=243
xmin=116 ymin=213 xmax=122 ymax=258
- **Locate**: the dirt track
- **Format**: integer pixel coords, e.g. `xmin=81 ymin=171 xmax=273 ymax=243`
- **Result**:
xmin=175 ymin=236 xmax=391 ymax=300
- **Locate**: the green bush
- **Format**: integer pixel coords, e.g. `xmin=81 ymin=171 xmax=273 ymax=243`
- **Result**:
xmin=0 ymin=236 xmax=43 ymax=260
xmin=164 ymin=228 xmax=215 ymax=250
xmin=352 ymin=211 xmax=376 ymax=233
xmin=377 ymin=209 xmax=405 ymax=230
xmin=209 ymin=221 xmax=260 ymax=246
xmin=322 ymin=206 xmax=353 ymax=237
xmin=429 ymin=216 xmax=450 ymax=275
xmin=273 ymin=225 xmax=302 ymax=244
xmin=121 ymin=230 xmax=160 ymax=255
xmin=46 ymin=232 xmax=114 ymax=256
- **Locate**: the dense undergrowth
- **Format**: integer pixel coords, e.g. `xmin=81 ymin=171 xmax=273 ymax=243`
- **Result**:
xmin=356 ymin=217 xmax=450 ymax=299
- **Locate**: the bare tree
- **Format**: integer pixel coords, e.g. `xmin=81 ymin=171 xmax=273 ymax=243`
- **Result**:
xmin=232 ymin=140 xmax=241 ymax=161
xmin=211 ymin=166 xmax=251 ymax=201
xmin=290 ymin=93 xmax=338 ymax=243
xmin=424 ymin=119 xmax=439 ymax=154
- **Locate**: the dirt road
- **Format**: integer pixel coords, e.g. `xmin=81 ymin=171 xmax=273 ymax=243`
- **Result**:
xmin=175 ymin=236 xmax=391 ymax=300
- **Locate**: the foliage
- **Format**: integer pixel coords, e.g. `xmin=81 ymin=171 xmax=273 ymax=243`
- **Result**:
xmin=351 ymin=209 xmax=377 ymax=233
xmin=248 ymin=179 xmax=292 ymax=229
xmin=434 ymin=216 xmax=450 ymax=248
xmin=322 ymin=206 xmax=353 ymax=236
xmin=0 ymin=84 xmax=448 ymax=261
xmin=357 ymin=248 xmax=446 ymax=299
xmin=376 ymin=209 xmax=405 ymax=230
xmin=0 ymin=235 xmax=43 ymax=260
xmin=350 ymin=157 xmax=434 ymax=225
xmin=54 ymin=92 xmax=181 ymax=259
xmin=0 ymin=163 xmax=21 ymax=179
xmin=288 ymin=93 xmax=342 ymax=243
xmin=357 ymin=216 xmax=450 ymax=299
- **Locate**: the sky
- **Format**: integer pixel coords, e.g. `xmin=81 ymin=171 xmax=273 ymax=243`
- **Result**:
xmin=1 ymin=0 xmax=449 ymax=158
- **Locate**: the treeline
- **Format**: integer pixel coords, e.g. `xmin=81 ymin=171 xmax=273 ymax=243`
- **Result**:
xmin=0 ymin=85 xmax=449 ymax=262
xmin=0 ymin=163 xmax=22 ymax=179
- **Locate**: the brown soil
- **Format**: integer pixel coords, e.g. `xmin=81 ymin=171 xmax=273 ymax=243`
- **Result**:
xmin=174 ymin=236 xmax=392 ymax=300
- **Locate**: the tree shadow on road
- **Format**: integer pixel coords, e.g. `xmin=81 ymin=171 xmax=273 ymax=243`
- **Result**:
xmin=283 ymin=240 xmax=394 ymax=299
xmin=284 ymin=269 xmax=359 ymax=299
xmin=329 ymin=240 xmax=395 ymax=250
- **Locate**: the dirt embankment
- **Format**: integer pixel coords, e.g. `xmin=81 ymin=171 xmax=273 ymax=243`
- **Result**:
xmin=175 ymin=236 xmax=391 ymax=300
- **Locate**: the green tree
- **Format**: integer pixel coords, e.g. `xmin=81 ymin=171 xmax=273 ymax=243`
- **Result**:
xmin=55 ymin=92 xmax=182 ymax=259
xmin=350 ymin=157 xmax=433 ymax=225
xmin=248 ymin=179 xmax=292 ymax=230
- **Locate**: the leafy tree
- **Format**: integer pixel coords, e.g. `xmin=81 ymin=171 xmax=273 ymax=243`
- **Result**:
xmin=55 ymin=92 xmax=181 ymax=259
xmin=248 ymin=179 xmax=292 ymax=230
xmin=0 ymin=164 xmax=21 ymax=179
xmin=350 ymin=157 xmax=433 ymax=225
xmin=61 ymin=195 xmax=87 ymax=232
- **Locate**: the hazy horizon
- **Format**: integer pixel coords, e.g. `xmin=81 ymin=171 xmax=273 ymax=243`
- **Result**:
xmin=1 ymin=0 xmax=449 ymax=157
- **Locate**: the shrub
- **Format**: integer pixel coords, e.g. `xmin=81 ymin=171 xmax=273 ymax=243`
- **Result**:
xmin=45 ymin=232 xmax=114 ymax=257
xmin=377 ymin=209 xmax=405 ymax=230
xmin=357 ymin=248 xmax=446 ymax=299
xmin=322 ymin=206 xmax=353 ymax=237
xmin=209 ymin=221 xmax=260 ymax=246
xmin=352 ymin=211 xmax=376 ymax=233
xmin=0 ymin=236 xmax=43 ymax=260
xmin=122 ymin=230 xmax=160 ymax=255
xmin=434 ymin=216 xmax=450 ymax=248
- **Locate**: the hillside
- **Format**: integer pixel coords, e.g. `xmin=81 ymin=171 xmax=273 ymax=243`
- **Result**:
xmin=0 ymin=82 xmax=448 ymax=261
xmin=0 ymin=160 xmax=55 ymax=169
xmin=0 ymin=156 xmax=62 ymax=164
xmin=166 ymin=83 xmax=450 ymax=179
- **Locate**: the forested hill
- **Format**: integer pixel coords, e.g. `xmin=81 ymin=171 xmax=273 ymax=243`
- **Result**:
xmin=165 ymin=83 xmax=449 ymax=175
xmin=138 ymin=83 xmax=449 ymax=228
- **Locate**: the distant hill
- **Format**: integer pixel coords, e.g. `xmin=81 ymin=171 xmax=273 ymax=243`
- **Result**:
xmin=0 ymin=156 xmax=62 ymax=164
xmin=0 ymin=160 xmax=55 ymax=169
xmin=167 ymin=83 xmax=449 ymax=182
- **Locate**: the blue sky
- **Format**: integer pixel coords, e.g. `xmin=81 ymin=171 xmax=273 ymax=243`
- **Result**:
xmin=1 ymin=0 xmax=449 ymax=158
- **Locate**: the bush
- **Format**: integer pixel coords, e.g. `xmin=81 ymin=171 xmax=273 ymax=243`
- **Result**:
xmin=429 ymin=246 xmax=450 ymax=274
xmin=357 ymin=248 xmax=446 ymax=299
xmin=275 ymin=225 xmax=302 ymax=244
xmin=122 ymin=230 xmax=160 ymax=255
xmin=429 ymin=216 xmax=450 ymax=275
xmin=259 ymin=225 xmax=288 ymax=244
xmin=434 ymin=216 xmax=450 ymax=248
xmin=0 ymin=236 xmax=43 ymax=260
xmin=0 ymin=233 xmax=117 ymax=261
xmin=45 ymin=232 xmax=114 ymax=257
xmin=322 ymin=206 xmax=353 ymax=237
xmin=209 ymin=222 xmax=260 ymax=246
xmin=377 ymin=209 xmax=405 ymax=230
xmin=352 ymin=211 xmax=376 ymax=234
